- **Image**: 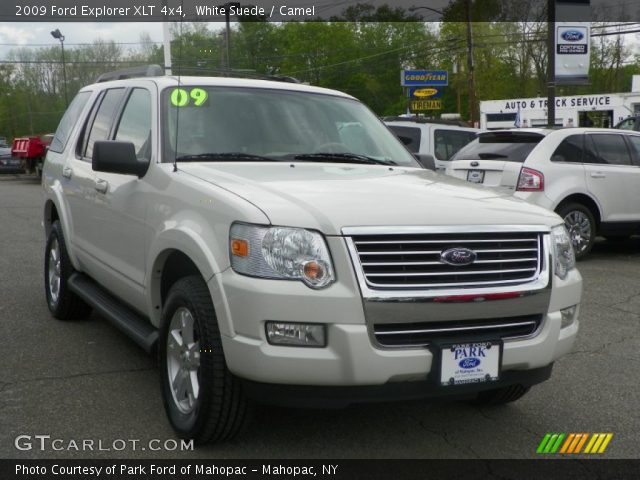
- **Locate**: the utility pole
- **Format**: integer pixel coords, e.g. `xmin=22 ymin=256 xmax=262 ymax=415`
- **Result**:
xmin=547 ymin=0 xmax=556 ymax=128
xmin=465 ymin=0 xmax=477 ymax=126
xmin=50 ymin=29 xmax=68 ymax=108
xmin=162 ymin=21 xmax=172 ymax=75
xmin=25 ymin=91 xmax=33 ymax=134
xmin=223 ymin=2 xmax=241 ymax=72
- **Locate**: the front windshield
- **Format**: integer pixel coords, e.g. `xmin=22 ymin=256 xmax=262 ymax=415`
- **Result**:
xmin=161 ymin=86 xmax=419 ymax=167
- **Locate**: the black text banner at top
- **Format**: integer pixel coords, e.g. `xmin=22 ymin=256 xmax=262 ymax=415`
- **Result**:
xmin=2 ymin=0 xmax=638 ymax=22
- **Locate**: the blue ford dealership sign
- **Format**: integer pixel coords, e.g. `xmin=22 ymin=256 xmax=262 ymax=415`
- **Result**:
xmin=401 ymin=70 xmax=448 ymax=87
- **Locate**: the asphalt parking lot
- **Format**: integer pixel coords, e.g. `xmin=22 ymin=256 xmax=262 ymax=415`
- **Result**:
xmin=0 ymin=174 xmax=638 ymax=459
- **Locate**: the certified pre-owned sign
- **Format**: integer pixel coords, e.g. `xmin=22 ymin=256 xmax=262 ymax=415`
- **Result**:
xmin=557 ymin=26 xmax=588 ymax=55
xmin=555 ymin=22 xmax=590 ymax=83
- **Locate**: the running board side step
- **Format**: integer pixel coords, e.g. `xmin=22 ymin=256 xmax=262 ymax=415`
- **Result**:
xmin=68 ymin=273 xmax=158 ymax=353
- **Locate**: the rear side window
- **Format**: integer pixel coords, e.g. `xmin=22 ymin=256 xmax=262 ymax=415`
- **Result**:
xmin=589 ymin=134 xmax=632 ymax=166
xmin=453 ymin=131 xmax=544 ymax=162
xmin=49 ymin=91 xmax=91 ymax=153
xmin=388 ymin=126 xmax=421 ymax=153
xmin=433 ymin=129 xmax=477 ymax=160
xmin=115 ymin=89 xmax=152 ymax=161
xmin=625 ymin=135 xmax=640 ymax=166
xmin=551 ymin=134 xmax=584 ymax=163
xmin=82 ymin=88 xmax=125 ymax=160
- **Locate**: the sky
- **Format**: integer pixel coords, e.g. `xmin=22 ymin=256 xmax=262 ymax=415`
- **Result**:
xmin=0 ymin=22 xmax=168 ymax=60
xmin=0 ymin=20 xmax=638 ymax=70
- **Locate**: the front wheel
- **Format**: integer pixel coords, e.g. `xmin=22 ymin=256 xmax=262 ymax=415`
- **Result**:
xmin=556 ymin=203 xmax=596 ymax=260
xmin=159 ymin=275 xmax=250 ymax=444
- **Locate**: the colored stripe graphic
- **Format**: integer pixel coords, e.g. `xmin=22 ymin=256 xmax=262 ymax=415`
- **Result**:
xmin=550 ymin=433 xmax=565 ymax=453
xmin=536 ymin=434 xmax=552 ymax=454
xmin=559 ymin=433 xmax=575 ymax=454
xmin=574 ymin=433 xmax=589 ymax=453
xmin=538 ymin=433 xmax=613 ymax=454
xmin=537 ymin=433 xmax=565 ymax=454
xmin=584 ymin=433 xmax=614 ymax=454
xmin=567 ymin=433 xmax=584 ymax=453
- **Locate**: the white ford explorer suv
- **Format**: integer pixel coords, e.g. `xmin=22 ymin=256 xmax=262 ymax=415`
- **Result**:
xmin=446 ymin=128 xmax=640 ymax=259
xmin=42 ymin=68 xmax=582 ymax=444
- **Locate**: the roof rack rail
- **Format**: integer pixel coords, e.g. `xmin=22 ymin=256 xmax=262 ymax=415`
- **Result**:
xmin=171 ymin=67 xmax=303 ymax=84
xmin=382 ymin=116 xmax=473 ymax=127
xmin=96 ymin=64 xmax=164 ymax=83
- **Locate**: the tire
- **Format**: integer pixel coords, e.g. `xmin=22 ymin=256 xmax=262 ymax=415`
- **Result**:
xmin=44 ymin=221 xmax=92 ymax=320
xmin=470 ymin=385 xmax=531 ymax=406
xmin=555 ymin=202 xmax=596 ymax=260
xmin=159 ymin=275 xmax=250 ymax=444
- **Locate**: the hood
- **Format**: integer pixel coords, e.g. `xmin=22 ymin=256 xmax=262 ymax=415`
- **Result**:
xmin=180 ymin=163 xmax=562 ymax=235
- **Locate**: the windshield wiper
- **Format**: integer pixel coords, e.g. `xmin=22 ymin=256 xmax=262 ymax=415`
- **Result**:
xmin=292 ymin=152 xmax=396 ymax=166
xmin=175 ymin=152 xmax=280 ymax=162
xmin=477 ymin=153 xmax=509 ymax=160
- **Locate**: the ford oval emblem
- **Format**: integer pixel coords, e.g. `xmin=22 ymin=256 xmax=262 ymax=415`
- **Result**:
xmin=470 ymin=161 xmax=479 ymax=167
xmin=441 ymin=247 xmax=477 ymax=266
xmin=459 ymin=358 xmax=481 ymax=369
xmin=561 ymin=30 xmax=584 ymax=42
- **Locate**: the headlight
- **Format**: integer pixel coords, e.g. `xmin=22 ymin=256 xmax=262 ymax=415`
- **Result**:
xmin=229 ymin=223 xmax=335 ymax=289
xmin=551 ymin=224 xmax=575 ymax=280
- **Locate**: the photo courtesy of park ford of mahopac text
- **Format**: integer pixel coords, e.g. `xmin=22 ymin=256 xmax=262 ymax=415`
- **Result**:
xmin=1 ymin=0 xmax=640 ymax=478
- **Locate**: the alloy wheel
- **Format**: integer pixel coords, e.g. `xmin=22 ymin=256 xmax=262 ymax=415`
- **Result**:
xmin=166 ymin=307 xmax=201 ymax=414
xmin=48 ymin=237 xmax=61 ymax=305
xmin=564 ymin=210 xmax=592 ymax=255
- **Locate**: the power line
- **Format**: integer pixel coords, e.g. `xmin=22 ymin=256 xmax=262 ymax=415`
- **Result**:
xmin=0 ymin=60 xmax=151 ymax=65
xmin=0 ymin=41 xmax=163 ymax=47
xmin=592 ymin=28 xmax=640 ymax=36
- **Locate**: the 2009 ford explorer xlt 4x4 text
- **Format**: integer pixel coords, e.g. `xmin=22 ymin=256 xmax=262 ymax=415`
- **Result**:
xmin=42 ymin=68 xmax=582 ymax=444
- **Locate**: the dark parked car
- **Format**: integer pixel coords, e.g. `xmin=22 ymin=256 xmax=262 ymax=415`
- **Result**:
xmin=615 ymin=116 xmax=640 ymax=131
xmin=0 ymin=145 xmax=22 ymax=172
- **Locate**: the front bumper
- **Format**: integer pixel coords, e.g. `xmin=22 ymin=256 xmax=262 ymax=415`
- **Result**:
xmin=212 ymin=236 xmax=581 ymax=388
xmin=241 ymin=364 xmax=554 ymax=408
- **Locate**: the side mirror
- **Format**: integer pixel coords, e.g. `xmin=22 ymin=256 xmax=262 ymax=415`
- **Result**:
xmin=92 ymin=140 xmax=148 ymax=177
xmin=414 ymin=153 xmax=436 ymax=171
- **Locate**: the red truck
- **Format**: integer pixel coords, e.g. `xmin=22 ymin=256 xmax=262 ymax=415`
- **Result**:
xmin=11 ymin=134 xmax=53 ymax=176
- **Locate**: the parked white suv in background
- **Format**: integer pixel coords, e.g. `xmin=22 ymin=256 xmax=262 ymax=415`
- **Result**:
xmin=446 ymin=128 xmax=640 ymax=259
xmin=42 ymin=67 xmax=581 ymax=444
xmin=384 ymin=117 xmax=479 ymax=171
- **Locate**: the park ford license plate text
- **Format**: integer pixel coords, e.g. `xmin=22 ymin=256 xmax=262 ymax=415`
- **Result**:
xmin=441 ymin=342 xmax=500 ymax=386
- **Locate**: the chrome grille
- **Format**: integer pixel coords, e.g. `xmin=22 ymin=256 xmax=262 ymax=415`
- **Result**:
xmin=374 ymin=315 xmax=543 ymax=347
xmin=349 ymin=231 xmax=543 ymax=289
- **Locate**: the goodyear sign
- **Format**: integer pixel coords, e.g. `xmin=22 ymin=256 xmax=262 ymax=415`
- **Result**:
xmin=410 ymin=100 xmax=442 ymax=111
xmin=408 ymin=87 xmax=443 ymax=99
xmin=401 ymin=70 xmax=448 ymax=87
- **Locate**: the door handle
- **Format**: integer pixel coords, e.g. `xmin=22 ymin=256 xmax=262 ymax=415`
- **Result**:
xmin=590 ymin=172 xmax=606 ymax=178
xmin=62 ymin=167 xmax=72 ymax=179
xmin=95 ymin=179 xmax=109 ymax=194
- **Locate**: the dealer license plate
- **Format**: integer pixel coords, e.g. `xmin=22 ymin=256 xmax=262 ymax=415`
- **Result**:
xmin=467 ymin=170 xmax=485 ymax=183
xmin=440 ymin=341 xmax=500 ymax=386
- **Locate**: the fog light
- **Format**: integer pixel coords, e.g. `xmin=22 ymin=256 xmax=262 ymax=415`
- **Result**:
xmin=265 ymin=322 xmax=326 ymax=347
xmin=560 ymin=305 xmax=577 ymax=329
